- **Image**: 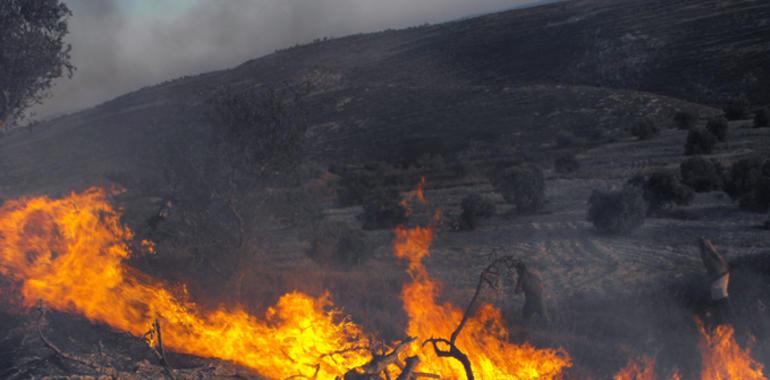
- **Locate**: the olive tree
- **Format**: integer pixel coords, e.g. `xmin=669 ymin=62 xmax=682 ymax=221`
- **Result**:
xmin=0 ymin=0 xmax=74 ymax=128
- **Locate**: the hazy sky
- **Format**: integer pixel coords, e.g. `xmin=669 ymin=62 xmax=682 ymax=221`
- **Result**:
xmin=33 ymin=0 xmax=549 ymax=120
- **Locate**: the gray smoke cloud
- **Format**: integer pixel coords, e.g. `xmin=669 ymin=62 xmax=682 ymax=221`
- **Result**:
xmin=32 ymin=0 xmax=550 ymax=120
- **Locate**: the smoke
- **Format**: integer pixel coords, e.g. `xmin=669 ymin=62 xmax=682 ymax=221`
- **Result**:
xmin=32 ymin=0 xmax=550 ymax=120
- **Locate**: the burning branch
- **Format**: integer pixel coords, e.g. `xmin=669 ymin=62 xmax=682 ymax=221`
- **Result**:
xmin=342 ymin=337 xmax=438 ymax=379
xmin=145 ymin=319 xmax=176 ymax=380
xmin=421 ymin=256 xmax=519 ymax=380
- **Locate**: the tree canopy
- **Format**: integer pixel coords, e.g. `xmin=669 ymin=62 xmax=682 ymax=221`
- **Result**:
xmin=0 ymin=0 xmax=74 ymax=128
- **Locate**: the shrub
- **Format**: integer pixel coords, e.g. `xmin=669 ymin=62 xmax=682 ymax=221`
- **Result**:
xmin=755 ymin=108 xmax=769 ymax=128
xmin=641 ymin=171 xmax=695 ymax=211
xmin=706 ymin=117 xmax=729 ymax=142
xmin=307 ymin=222 xmax=368 ymax=269
xmin=723 ymin=98 xmax=750 ymax=120
xmin=554 ymin=154 xmax=580 ymax=174
xmin=495 ymin=164 xmax=546 ymax=214
xmin=587 ymin=186 xmax=647 ymax=234
xmin=630 ymin=119 xmax=660 ymax=140
xmin=458 ymin=193 xmax=495 ymax=230
xmin=335 ymin=162 xmax=397 ymax=206
xmin=680 ymin=156 xmax=724 ymax=192
xmin=725 ymin=157 xmax=770 ymax=212
xmin=685 ymin=128 xmax=718 ymax=155
xmin=674 ymin=111 xmax=697 ymax=130
xmin=361 ymin=187 xmax=408 ymax=230
xmin=724 ymin=157 xmax=765 ymax=199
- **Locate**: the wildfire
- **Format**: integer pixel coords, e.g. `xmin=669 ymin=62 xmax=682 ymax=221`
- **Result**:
xmin=393 ymin=192 xmax=571 ymax=378
xmin=698 ymin=320 xmax=766 ymax=380
xmin=0 ymin=188 xmax=369 ymax=379
xmin=4 ymin=185 xmax=764 ymax=380
xmin=614 ymin=356 xmax=656 ymax=380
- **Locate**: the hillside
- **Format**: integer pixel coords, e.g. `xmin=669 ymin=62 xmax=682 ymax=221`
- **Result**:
xmin=1 ymin=0 xmax=769 ymax=195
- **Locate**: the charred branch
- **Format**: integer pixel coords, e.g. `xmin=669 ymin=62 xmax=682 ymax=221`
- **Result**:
xmin=421 ymin=255 xmax=520 ymax=380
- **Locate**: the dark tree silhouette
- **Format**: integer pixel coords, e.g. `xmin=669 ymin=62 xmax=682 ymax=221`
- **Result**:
xmin=0 ymin=0 xmax=74 ymax=128
xmin=684 ymin=128 xmax=718 ymax=155
xmin=587 ymin=186 xmax=647 ymax=235
xmin=641 ymin=171 xmax=694 ymax=211
xmin=495 ymin=164 xmax=545 ymax=214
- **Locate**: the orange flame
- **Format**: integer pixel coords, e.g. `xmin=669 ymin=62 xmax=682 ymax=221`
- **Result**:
xmin=393 ymin=185 xmax=571 ymax=378
xmin=614 ymin=356 xmax=656 ymax=380
xmin=0 ymin=188 xmax=369 ymax=378
xmin=697 ymin=321 xmax=766 ymax=380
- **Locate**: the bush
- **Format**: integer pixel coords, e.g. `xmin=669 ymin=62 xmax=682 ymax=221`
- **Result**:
xmin=630 ymin=119 xmax=660 ymax=140
xmin=674 ymin=111 xmax=697 ymax=130
xmin=725 ymin=157 xmax=770 ymax=212
xmin=495 ymin=164 xmax=546 ymax=214
xmin=723 ymin=98 xmax=750 ymax=120
xmin=755 ymin=109 xmax=769 ymax=128
xmin=554 ymin=154 xmax=580 ymax=174
xmin=706 ymin=117 xmax=729 ymax=142
xmin=587 ymin=186 xmax=647 ymax=234
xmin=685 ymin=128 xmax=718 ymax=155
xmin=640 ymin=171 xmax=695 ymax=211
xmin=361 ymin=187 xmax=408 ymax=230
xmin=724 ymin=157 xmax=765 ymax=199
xmin=307 ymin=222 xmax=368 ymax=269
xmin=458 ymin=193 xmax=495 ymax=230
xmin=335 ymin=162 xmax=398 ymax=206
xmin=680 ymin=156 xmax=724 ymax=192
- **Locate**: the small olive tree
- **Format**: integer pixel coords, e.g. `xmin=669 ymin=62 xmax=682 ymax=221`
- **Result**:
xmin=680 ymin=157 xmax=724 ymax=192
xmin=639 ymin=171 xmax=695 ymax=212
xmin=685 ymin=128 xmax=718 ymax=155
xmin=458 ymin=193 xmax=495 ymax=230
xmin=587 ymin=186 xmax=647 ymax=234
xmin=495 ymin=164 xmax=545 ymax=214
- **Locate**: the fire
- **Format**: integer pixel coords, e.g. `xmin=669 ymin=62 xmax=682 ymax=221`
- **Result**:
xmin=0 ymin=188 xmax=369 ymax=379
xmin=393 ymin=215 xmax=571 ymax=377
xmin=613 ymin=356 xmax=656 ymax=380
xmin=697 ymin=321 xmax=766 ymax=380
xmin=612 ymin=320 xmax=768 ymax=380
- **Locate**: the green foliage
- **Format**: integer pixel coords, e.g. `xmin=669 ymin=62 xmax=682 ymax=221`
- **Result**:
xmin=495 ymin=164 xmax=545 ymax=214
xmin=639 ymin=171 xmax=695 ymax=211
xmin=630 ymin=119 xmax=660 ymax=140
xmin=554 ymin=154 xmax=580 ymax=174
xmin=680 ymin=156 xmax=724 ymax=192
xmin=674 ymin=111 xmax=697 ymax=130
xmin=684 ymin=128 xmax=718 ymax=155
xmin=587 ymin=186 xmax=647 ymax=234
xmin=0 ymin=0 xmax=74 ymax=127
xmin=706 ymin=117 xmax=729 ymax=142
xmin=458 ymin=193 xmax=495 ymax=230
xmin=361 ymin=187 xmax=407 ymax=230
